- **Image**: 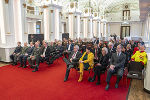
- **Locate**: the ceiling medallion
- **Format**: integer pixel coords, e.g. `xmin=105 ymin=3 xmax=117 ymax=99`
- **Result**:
xmin=85 ymin=9 xmax=88 ymax=13
xmin=70 ymin=2 xmax=74 ymax=8
xmin=125 ymin=5 xmax=128 ymax=9
xmin=23 ymin=3 xmax=26 ymax=8
xmin=94 ymin=13 xmax=97 ymax=17
xmin=5 ymin=0 xmax=9 ymax=4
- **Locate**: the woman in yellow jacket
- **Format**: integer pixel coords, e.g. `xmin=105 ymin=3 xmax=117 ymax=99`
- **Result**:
xmin=131 ymin=44 xmax=147 ymax=66
xmin=78 ymin=47 xmax=94 ymax=82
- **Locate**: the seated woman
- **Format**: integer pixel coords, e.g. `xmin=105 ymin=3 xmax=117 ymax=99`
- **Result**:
xmin=78 ymin=47 xmax=94 ymax=82
xmin=90 ymin=47 xmax=109 ymax=85
xmin=128 ymin=42 xmax=147 ymax=72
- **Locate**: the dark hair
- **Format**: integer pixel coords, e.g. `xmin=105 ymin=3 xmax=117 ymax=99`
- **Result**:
xmin=86 ymin=47 xmax=91 ymax=51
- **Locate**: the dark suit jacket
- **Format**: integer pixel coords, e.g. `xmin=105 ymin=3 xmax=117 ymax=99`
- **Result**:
xmin=69 ymin=51 xmax=82 ymax=62
xmin=94 ymin=40 xmax=99 ymax=44
xmin=108 ymin=48 xmax=116 ymax=58
xmin=99 ymin=54 xmax=109 ymax=67
xmin=92 ymin=48 xmax=101 ymax=59
xmin=13 ymin=46 xmax=22 ymax=54
xmin=66 ymin=44 xmax=74 ymax=51
xmin=110 ymin=52 xmax=126 ymax=69
xmin=27 ymin=46 xmax=34 ymax=56
xmin=40 ymin=46 xmax=51 ymax=57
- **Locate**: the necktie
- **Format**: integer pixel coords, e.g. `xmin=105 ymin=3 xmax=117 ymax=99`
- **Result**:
xmin=72 ymin=52 xmax=76 ymax=59
xmin=95 ymin=49 xmax=97 ymax=59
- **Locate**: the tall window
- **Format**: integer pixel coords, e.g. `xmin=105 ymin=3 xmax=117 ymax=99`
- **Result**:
xmin=36 ymin=21 xmax=41 ymax=34
xmin=123 ymin=10 xmax=130 ymax=21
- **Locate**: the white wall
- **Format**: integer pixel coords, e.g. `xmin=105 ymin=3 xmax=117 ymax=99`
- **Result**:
xmin=109 ymin=23 xmax=121 ymax=36
xmin=109 ymin=22 xmax=143 ymax=38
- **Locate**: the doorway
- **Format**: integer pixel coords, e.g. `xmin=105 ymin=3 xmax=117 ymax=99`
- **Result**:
xmin=121 ymin=26 xmax=130 ymax=39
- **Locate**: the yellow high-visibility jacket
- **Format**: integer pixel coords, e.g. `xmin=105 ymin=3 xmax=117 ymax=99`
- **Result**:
xmin=80 ymin=52 xmax=94 ymax=68
xmin=131 ymin=51 xmax=147 ymax=65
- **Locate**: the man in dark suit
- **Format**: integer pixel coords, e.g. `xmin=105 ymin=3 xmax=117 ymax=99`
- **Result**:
xmin=38 ymin=42 xmax=50 ymax=64
xmin=105 ymin=44 xmax=126 ymax=90
xmin=63 ymin=45 xmax=82 ymax=82
xmin=64 ymin=40 xmax=74 ymax=58
xmin=108 ymin=42 xmax=116 ymax=59
xmin=19 ymin=42 xmax=34 ymax=68
xmin=10 ymin=42 xmax=22 ymax=65
xmin=49 ymin=42 xmax=64 ymax=64
xmin=18 ymin=42 xmax=28 ymax=67
xmin=92 ymin=44 xmax=101 ymax=62
xmin=27 ymin=42 xmax=40 ymax=72
xmin=94 ymin=38 xmax=99 ymax=44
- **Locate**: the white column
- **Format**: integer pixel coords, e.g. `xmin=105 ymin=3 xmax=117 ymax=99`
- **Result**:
xmin=13 ymin=0 xmax=24 ymax=43
xmin=68 ymin=13 xmax=74 ymax=39
xmin=77 ymin=15 xmax=80 ymax=39
xmin=98 ymin=20 xmax=101 ymax=40
xmin=0 ymin=0 xmax=6 ymax=44
xmin=108 ymin=23 xmax=110 ymax=37
xmin=148 ymin=16 xmax=150 ymax=42
xmin=104 ymin=22 xmax=107 ymax=37
xmin=83 ymin=18 xmax=88 ymax=38
xmin=43 ymin=8 xmax=50 ymax=41
xmin=90 ymin=18 xmax=93 ymax=38
xmin=55 ymin=9 xmax=59 ymax=40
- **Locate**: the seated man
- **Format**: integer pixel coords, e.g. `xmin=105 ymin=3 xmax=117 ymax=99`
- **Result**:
xmin=19 ymin=42 xmax=34 ymax=68
xmin=78 ymin=47 xmax=94 ymax=82
xmin=19 ymin=42 xmax=29 ymax=67
xmin=108 ymin=42 xmax=116 ymax=59
xmin=128 ymin=42 xmax=147 ymax=72
xmin=105 ymin=44 xmax=126 ymax=90
xmin=90 ymin=47 xmax=109 ymax=85
xmin=27 ymin=42 xmax=40 ymax=72
xmin=64 ymin=40 xmax=74 ymax=58
xmin=92 ymin=44 xmax=100 ymax=62
xmin=10 ymin=42 xmax=22 ymax=65
xmin=38 ymin=42 xmax=50 ymax=64
xmin=63 ymin=45 xmax=82 ymax=82
xmin=49 ymin=42 xmax=64 ymax=64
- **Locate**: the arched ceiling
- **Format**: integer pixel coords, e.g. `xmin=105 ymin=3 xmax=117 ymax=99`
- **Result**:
xmin=27 ymin=0 xmax=139 ymax=15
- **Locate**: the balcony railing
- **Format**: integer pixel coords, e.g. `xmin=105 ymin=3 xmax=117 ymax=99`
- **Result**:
xmin=26 ymin=9 xmax=43 ymax=16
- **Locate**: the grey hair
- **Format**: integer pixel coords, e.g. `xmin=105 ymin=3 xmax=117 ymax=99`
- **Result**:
xmin=74 ymin=45 xmax=79 ymax=50
xmin=102 ymin=47 xmax=108 ymax=54
xmin=108 ymin=42 xmax=114 ymax=46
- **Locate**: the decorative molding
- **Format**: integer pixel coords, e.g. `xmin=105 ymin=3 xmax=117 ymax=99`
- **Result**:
xmin=6 ymin=32 xmax=10 ymax=34
xmin=70 ymin=2 xmax=74 ymax=9
xmin=23 ymin=3 xmax=26 ymax=8
xmin=40 ymin=12 xmax=43 ymax=15
xmin=5 ymin=0 xmax=9 ymax=4
xmin=69 ymin=12 xmax=73 ymax=14
xmin=43 ymin=5 xmax=48 ymax=8
xmin=50 ymin=10 xmax=53 ymax=13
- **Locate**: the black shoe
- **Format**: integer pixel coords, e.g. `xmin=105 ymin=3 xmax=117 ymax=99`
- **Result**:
xmin=12 ymin=63 xmax=16 ymax=66
xmin=64 ymin=78 xmax=67 ymax=82
xmin=19 ymin=65 xmax=23 ymax=67
xmin=32 ymin=69 xmax=38 ymax=72
xmin=105 ymin=84 xmax=109 ymax=91
xmin=115 ymin=83 xmax=119 ymax=88
xmin=30 ymin=66 xmax=34 ymax=69
xmin=23 ymin=65 xmax=27 ymax=68
xmin=96 ymin=81 xmax=100 ymax=85
xmin=90 ymin=78 xmax=95 ymax=82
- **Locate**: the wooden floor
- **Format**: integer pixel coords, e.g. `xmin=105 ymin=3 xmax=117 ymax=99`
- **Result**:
xmin=0 ymin=62 xmax=150 ymax=100
xmin=128 ymin=79 xmax=150 ymax=100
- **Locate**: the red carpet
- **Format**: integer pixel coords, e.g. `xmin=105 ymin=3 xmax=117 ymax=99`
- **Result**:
xmin=0 ymin=58 xmax=130 ymax=100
